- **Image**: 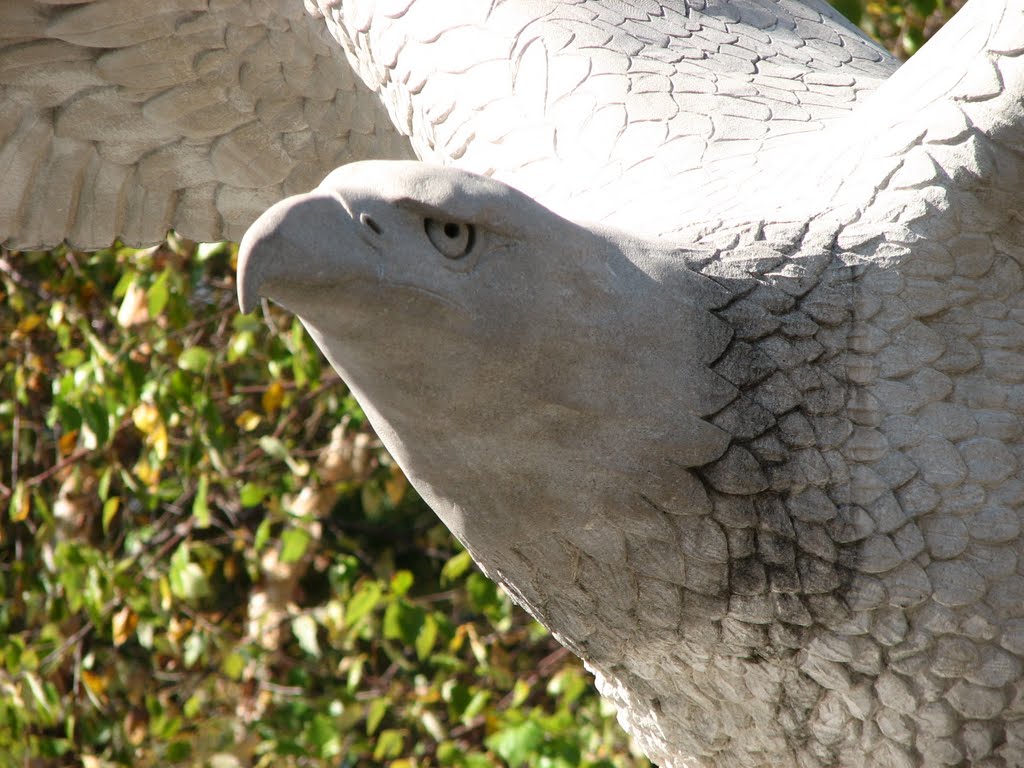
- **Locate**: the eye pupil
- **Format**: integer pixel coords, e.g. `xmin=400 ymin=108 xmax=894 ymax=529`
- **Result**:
xmin=424 ymin=218 xmax=475 ymax=260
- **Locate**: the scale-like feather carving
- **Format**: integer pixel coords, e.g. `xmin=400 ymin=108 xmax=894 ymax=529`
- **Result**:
xmin=311 ymin=0 xmax=897 ymax=234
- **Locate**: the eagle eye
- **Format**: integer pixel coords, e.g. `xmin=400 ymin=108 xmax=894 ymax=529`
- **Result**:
xmin=425 ymin=218 xmax=474 ymax=259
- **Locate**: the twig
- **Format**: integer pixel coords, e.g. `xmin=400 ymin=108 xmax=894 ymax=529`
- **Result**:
xmin=24 ymin=447 xmax=91 ymax=489
xmin=260 ymin=681 xmax=305 ymax=696
xmin=0 ymin=256 xmax=56 ymax=301
xmin=10 ymin=401 xmax=18 ymax=493
xmin=40 ymin=620 xmax=95 ymax=672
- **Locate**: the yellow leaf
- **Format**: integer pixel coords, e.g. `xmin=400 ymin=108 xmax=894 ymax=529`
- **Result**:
xmin=450 ymin=624 xmax=467 ymax=653
xmin=133 ymin=459 xmax=160 ymax=488
xmin=168 ymin=617 xmax=193 ymax=644
xmin=150 ymin=422 xmax=168 ymax=461
xmin=466 ymin=624 xmax=488 ymax=666
xmin=102 ymin=497 xmax=120 ymax=533
xmin=133 ymin=403 xmax=168 ymax=459
xmin=9 ymin=482 xmax=30 ymax=523
xmin=132 ymin=403 xmax=160 ymax=434
xmin=385 ymin=467 xmax=408 ymax=506
xmin=16 ymin=314 xmax=43 ymax=334
xmin=112 ymin=606 xmax=137 ymax=647
xmin=235 ymin=410 xmax=262 ymax=432
xmin=82 ymin=669 xmax=108 ymax=699
xmin=159 ymin=576 xmax=172 ymax=611
xmin=262 ymin=380 xmax=285 ymax=415
xmin=58 ymin=430 xmax=79 ymax=456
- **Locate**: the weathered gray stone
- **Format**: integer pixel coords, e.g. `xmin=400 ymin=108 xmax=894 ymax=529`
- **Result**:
xmin=946 ymin=681 xmax=1006 ymax=720
xmin=8 ymin=0 xmax=1024 ymax=766
xmin=970 ymin=506 xmax=1021 ymax=544
xmin=927 ymin=561 xmax=987 ymax=607
xmin=922 ymin=516 xmax=970 ymax=560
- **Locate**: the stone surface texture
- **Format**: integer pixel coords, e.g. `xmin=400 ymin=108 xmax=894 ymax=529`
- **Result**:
xmin=9 ymin=1 xmax=1024 ymax=767
xmin=0 ymin=0 xmax=413 ymax=248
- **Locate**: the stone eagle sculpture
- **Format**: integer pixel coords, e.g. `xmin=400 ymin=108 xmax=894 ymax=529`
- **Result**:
xmin=5 ymin=1 xmax=1024 ymax=767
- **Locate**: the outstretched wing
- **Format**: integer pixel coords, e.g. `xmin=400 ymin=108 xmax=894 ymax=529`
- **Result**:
xmin=313 ymin=0 xmax=898 ymax=235
xmin=787 ymin=0 xmax=1024 ymax=234
xmin=0 ymin=0 xmax=906 ymax=249
xmin=0 ymin=1 xmax=413 ymax=249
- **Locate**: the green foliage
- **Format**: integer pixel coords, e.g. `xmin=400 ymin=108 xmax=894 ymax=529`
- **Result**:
xmin=0 ymin=243 xmax=648 ymax=767
xmin=831 ymin=0 xmax=963 ymax=57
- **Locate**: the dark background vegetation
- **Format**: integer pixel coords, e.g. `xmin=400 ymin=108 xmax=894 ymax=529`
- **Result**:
xmin=0 ymin=3 xmax=959 ymax=765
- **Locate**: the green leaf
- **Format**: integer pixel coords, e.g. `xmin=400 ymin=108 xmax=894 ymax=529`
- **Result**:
xmin=196 ymin=241 xmax=230 ymax=261
xmin=81 ymin=398 xmax=110 ymax=447
xmin=24 ymin=672 xmax=59 ymax=727
xmin=462 ymin=690 xmax=490 ymax=723
xmin=57 ymin=348 xmax=86 ymax=368
xmin=168 ymin=544 xmax=210 ymax=602
xmin=486 ymin=720 xmax=545 ymax=768
xmin=239 ymin=482 xmax=269 ymax=507
xmin=222 ymin=652 xmax=246 ymax=681
xmin=467 ymin=572 xmax=506 ymax=621
xmin=442 ymin=681 xmax=470 ymax=716
xmin=547 ymin=669 xmax=587 ymax=705
xmin=292 ymin=614 xmax=320 ymax=658
xmin=192 ymin=474 xmax=210 ymax=528
xmin=228 ymin=330 xmax=254 ymax=362
xmin=8 ymin=481 xmax=28 ymax=522
xmin=415 ymin=614 xmax=439 ymax=661
xmin=254 ymin=517 xmax=273 ymax=552
xmin=35 ymin=737 xmax=71 ymax=759
xmin=902 ymin=26 xmax=926 ymax=54
xmin=178 ymin=347 xmax=211 ymax=372
xmin=184 ymin=694 xmax=202 ymax=719
xmin=308 ymin=714 xmax=342 ymax=759
xmin=346 ymin=655 xmax=365 ymax=693
xmin=440 ymin=550 xmax=473 ymax=585
xmin=52 ymin=401 xmax=82 ymax=433
xmin=366 ymin=698 xmax=388 ymax=736
xmin=259 ymin=435 xmax=288 ymax=460
xmin=260 ymin=436 xmax=310 ymax=478
xmin=280 ymin=528 xmax=311 ymax=563
xmin=147 ymin=270 xmax=171 ymax=318
xmin=183 ymin=633 xmax=204 ymax=668
xmin=373 ymin=729 xmax=404 ymax=761
xmin=165 ymin=740 xmax=192 ymax=762
xmin=383 ymin=600 xmax=425 ymax=646
xmin=136 ymin=621 xmax=154 ymax=649
xmin=346 ymin=581 xmax=383 ymax=626
xmin=390 ymin=570 xmax=414 ymax=597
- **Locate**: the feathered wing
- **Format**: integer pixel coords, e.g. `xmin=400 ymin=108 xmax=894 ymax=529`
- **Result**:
xmin=0 ymin=0 xmax=413 ymax=250
xmin=740 ymin=0 xmax=1024 ymax=236
xmin=2 ymin=0 xmax=902 ymax=249
xmin=312 ymin=0 xmax=898 ymax=236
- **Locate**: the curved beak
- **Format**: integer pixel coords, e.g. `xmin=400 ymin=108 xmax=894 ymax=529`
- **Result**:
xmin=237 ymin=192 xmax=362 ymax=313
